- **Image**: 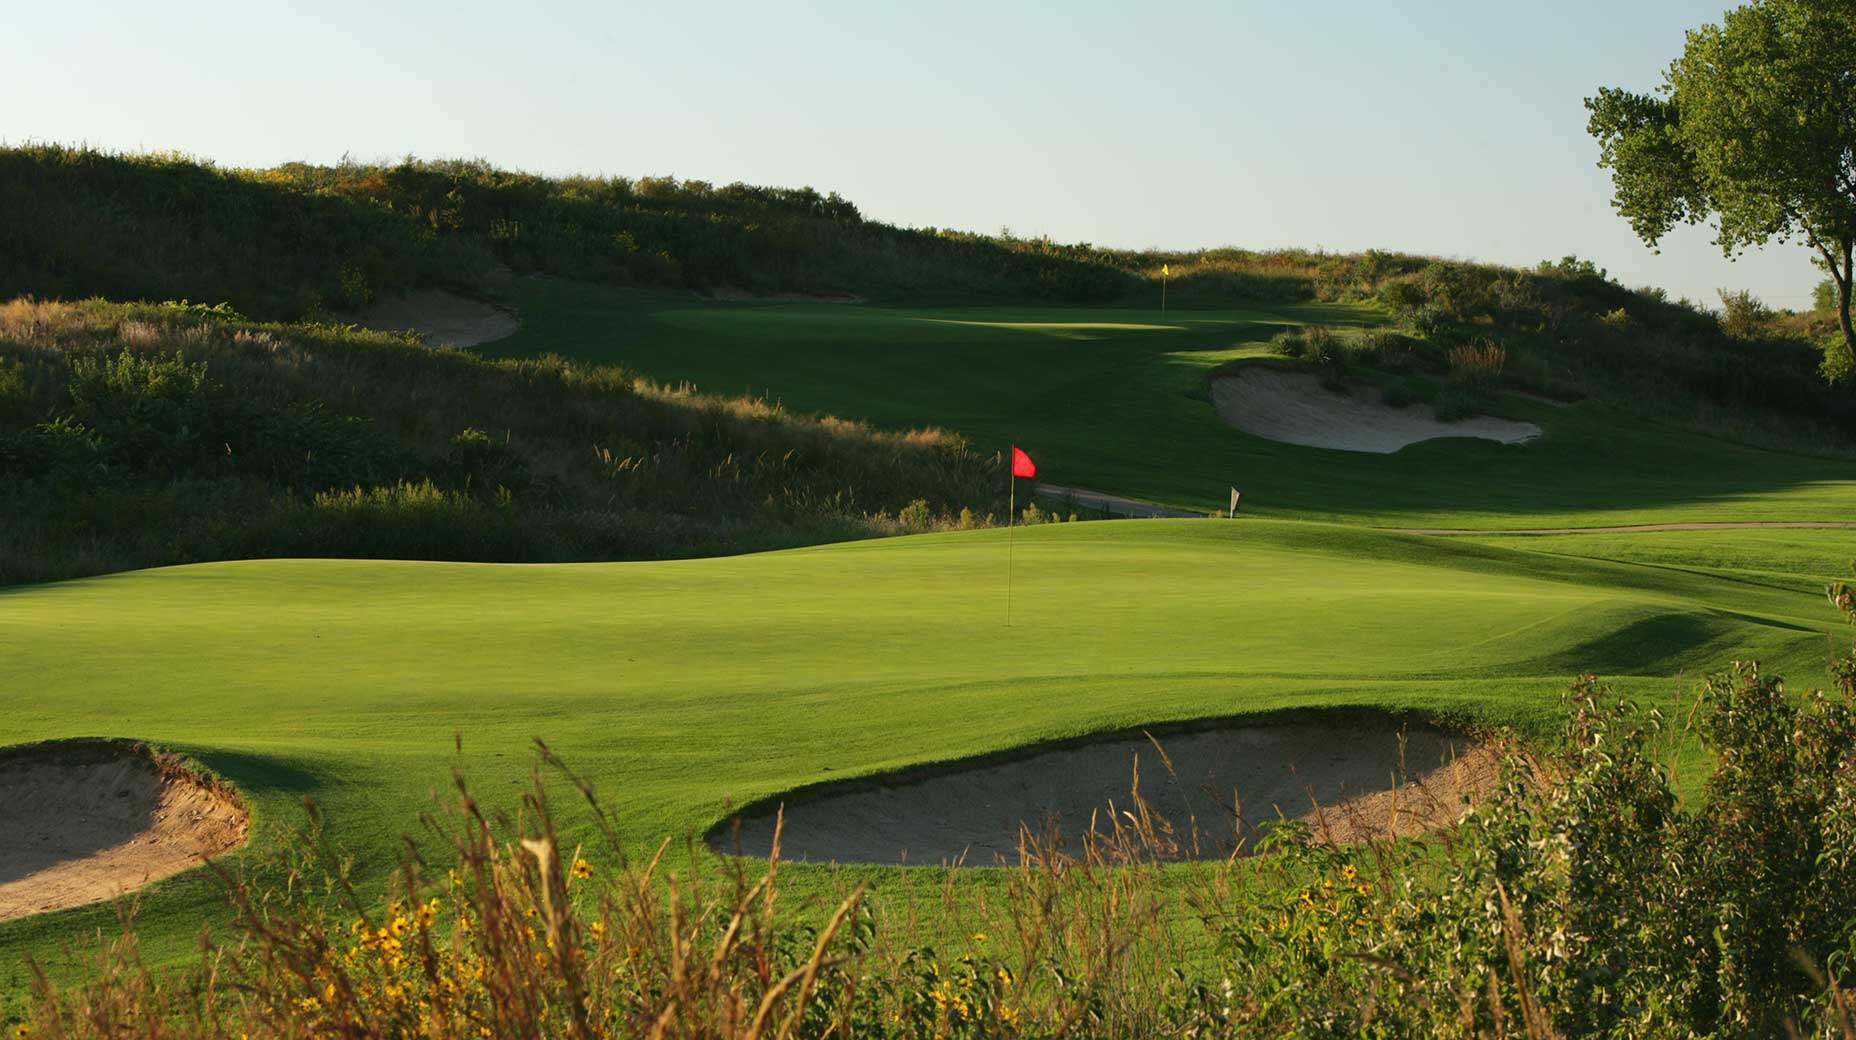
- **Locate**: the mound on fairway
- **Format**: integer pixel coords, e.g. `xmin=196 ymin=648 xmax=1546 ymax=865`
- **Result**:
xmin=345 ymin=288 xmax=518 ymax=348
xmin=1211 ymin=366 xmax=1541 ymax=453
xmin=714 ymin=721 xmax=1500 ymax=865
xmin=0 ymin=740 xmax=248 ymax=922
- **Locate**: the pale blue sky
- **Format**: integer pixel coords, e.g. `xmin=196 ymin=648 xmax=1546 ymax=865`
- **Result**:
xmin=4 ymin=1 xmax=1824 ymax=308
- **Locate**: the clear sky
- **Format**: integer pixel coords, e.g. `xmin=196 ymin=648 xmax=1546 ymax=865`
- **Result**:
xmin=3 ymin=0 xmax=1824 ymax=309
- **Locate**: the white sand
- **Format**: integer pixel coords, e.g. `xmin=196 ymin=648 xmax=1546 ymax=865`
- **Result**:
xmin=0 ymin=741 xmax=248 ymax=921
xmin=347 ymin=289 xmax=519 ymax=348
xmin=1211 ymin=367 xmax=1540 ymax=453
xmin=712 ymin=723 xmax=1501 ymax=866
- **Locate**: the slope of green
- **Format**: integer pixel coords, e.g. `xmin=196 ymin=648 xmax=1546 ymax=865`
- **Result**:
xmin=490 ymin=280 xmax=1856 ymax=527
xmin=2 ymin=520 xmax=1848 ymax=980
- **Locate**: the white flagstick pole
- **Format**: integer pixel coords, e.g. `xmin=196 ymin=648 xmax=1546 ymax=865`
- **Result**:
xmin=1006 ymin=449 xmax=1016 ymax=627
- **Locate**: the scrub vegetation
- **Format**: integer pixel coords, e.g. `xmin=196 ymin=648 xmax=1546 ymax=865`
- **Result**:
xmin=0 ymin=299 xmax=998 ymax=584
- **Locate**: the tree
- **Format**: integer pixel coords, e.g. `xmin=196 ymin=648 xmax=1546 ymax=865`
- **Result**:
xmin=1586 ymin=0 xmax=1856 ymax=375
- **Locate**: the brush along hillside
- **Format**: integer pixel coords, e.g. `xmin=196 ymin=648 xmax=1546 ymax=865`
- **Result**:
xmin=0 ymin=300 xmax=997 ymax=584
xmin=6 ymin=147 xmax=1856 ymax=542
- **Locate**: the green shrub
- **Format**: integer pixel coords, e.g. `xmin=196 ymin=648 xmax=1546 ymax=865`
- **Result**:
xmin=0 ymin=416 xmax=105 ymax=484
xmin=1300 ymin=325 xmax=1337 ymax=366
xmin=1267 ymin=329 xmax=1307 ymax=358
xmin=1824 ymin=339 xmax=1855 ymax=385
xmin=439 ymin=427 xmax=532 ymax=499
xmin=65 ymin=349 xmax=217 ymax=475
xmin=1719 ymin=288 xmax=1776 ymax=340
xmin=897 ymin=498 xmax=933 ymax=530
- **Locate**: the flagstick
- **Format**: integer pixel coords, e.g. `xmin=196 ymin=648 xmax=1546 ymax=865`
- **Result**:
xmin=1006 ymin=460 xmax=1016 ymax=627
xmin=1161 ymin=269 xmax=1168 ymax=323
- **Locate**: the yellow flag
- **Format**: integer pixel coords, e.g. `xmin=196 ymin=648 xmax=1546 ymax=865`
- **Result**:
xmin=1162 ymin=264 xmax=1170 ymax=277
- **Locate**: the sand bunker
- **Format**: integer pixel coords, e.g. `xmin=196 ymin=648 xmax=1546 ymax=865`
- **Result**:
xmin=714 ymin=722 xmax=1501 ymax=865
xmin=705 ymin=287 xmax=864 ymax=304
xmin=348 ymin=289 xmax=519 ymax=348
xmin=0 ymin=740 xmax=249 ymax=921
xmin=1212 ymin=366 xmax=1541 ymax=453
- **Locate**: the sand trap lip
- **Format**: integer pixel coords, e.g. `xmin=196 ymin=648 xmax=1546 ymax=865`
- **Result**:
xmin=0 ymin=739 xmax=249 ymax=922
xmin=704 ymin=287 xmax=865 ymax=304
xmin=344 ymin=289 xmax=519 ymax=348
xmin=711 ymin=720 xmax=1501 ymax=865
xmin=1211 ymin=365 xmax=1541 ymax=454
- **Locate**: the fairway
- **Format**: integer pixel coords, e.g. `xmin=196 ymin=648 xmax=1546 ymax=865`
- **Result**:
xmin=3 ymin=519 xmax=1850 ymax=977
xmin=488 ymin=279 xmax=1856 ymax=528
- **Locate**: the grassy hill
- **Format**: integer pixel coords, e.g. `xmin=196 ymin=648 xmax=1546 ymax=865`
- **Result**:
xmin=486 ymin=280 xmax=1856 ymax=525
xmin=0 ymin=299 xmax=998 ymax=584
xmin=7 ymin=145 xmax=1849 ymax=459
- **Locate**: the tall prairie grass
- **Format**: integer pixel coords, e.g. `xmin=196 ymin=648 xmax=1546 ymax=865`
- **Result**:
xmin=0 ymin=300 xmax=1003 ymax=584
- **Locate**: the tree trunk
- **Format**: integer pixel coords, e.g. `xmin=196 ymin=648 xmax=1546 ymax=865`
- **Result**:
xmin=1837 ymin=238 xmax=1856 ymax=374
xmin=1842 ymin=281 xmax=1856 ymax=370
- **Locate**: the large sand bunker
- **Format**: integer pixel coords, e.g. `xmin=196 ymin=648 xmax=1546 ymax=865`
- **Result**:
xmin=0 ymin=740 xmax=249 ymax=921
xmin=348 ymin=289 xmax=519 ymax=348
xmin=1212 ymin=366 xmax=1540 ymax=453
xmin=714 ymin=722 xmax=1501 ymax=865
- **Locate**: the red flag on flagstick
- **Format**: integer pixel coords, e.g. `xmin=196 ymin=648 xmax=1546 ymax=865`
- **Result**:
xmin=1005 ymin=445 xmax=1037 ymax=627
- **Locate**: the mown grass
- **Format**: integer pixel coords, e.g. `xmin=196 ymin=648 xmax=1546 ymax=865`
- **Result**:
xmin=486 ymin=279 xmax=1856 ymax=527
xmin=1 ymin=519 xmax=1849 ymax=986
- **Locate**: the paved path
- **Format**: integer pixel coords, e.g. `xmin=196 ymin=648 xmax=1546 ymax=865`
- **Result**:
xmin=1389 ymin=522 xmax=1856 ymax=536
xmin=1036 ymin=484 xmax=1209 ymax=519
xmin=1034 ymin=485 xmax=1856 ymax=534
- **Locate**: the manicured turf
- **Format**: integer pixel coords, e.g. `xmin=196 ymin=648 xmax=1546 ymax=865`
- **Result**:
xmin=3 ymin=520 xmax=1851 ymax=982
xmin=487 ymin=279 xmax=1856 ymax=528
xmin=7 ymin=284 xmax=1856 ymax=994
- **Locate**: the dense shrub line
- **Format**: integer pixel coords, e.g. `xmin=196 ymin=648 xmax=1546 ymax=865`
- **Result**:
xmin=7 ymin=145 xmax=1852 ymax=450
xmin=0 ymin=299 xmax=1005 ymax=585
xmin=14 ymin=578 xmax=1856 ymax=1038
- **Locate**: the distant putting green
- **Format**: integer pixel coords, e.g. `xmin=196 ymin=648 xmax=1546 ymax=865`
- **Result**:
xmin=488 ymin=279 xmax=1856 ymax=528
xmin=3 ymin=520 xmax=1850 ymax=980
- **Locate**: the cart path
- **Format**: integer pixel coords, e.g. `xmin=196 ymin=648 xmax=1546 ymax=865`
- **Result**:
xmin=1389 ymin=521 xmax=1856 ymax=536
xmin=1036 ymin=484 xmax=1208 ymax=519
xmin=1035 ymin=484 xmax=1856 ymax=533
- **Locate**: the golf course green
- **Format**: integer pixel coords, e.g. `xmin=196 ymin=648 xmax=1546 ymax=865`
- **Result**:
xmin=5 ymin=276 xmax=1856 ymax=996
xmin=3 ymin=516 xmax=1851 ymax=979
xmin=488 ymin=279 xmax=1856 ymax=527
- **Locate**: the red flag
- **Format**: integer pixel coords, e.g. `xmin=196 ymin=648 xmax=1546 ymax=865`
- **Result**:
xmin=1010 ymin=446 xmax=1037 ymax=479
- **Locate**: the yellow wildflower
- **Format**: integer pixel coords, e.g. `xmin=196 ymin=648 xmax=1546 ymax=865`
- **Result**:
xmin=572 ymin=858 xmax=594 ymax=880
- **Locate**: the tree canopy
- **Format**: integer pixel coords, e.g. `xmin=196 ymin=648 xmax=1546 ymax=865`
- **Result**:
xmin=1587 ymin=0 xmax=1856 ymax=379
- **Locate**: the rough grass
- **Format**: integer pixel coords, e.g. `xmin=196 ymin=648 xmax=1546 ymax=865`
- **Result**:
xmin=0 ymin=299 xmax=1003 ymax=583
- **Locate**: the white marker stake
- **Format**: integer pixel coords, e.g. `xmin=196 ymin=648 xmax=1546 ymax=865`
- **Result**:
xmin=1230 ymin=487 xmax=1241 ymax=518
